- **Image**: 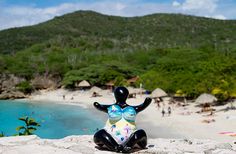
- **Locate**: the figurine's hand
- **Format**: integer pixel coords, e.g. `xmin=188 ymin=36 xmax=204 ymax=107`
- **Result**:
xmin=134 ymin=97 xmax=152 ymax=113
xmin=93 ymin=102 xmax=109 ymax=113
xmin=145 ymin=97 xmax=152 ymax=102
xmin=144 ymin=97 xmax=152 ymax=104
xmin=94 ymin=102 xmax=99 ymax=106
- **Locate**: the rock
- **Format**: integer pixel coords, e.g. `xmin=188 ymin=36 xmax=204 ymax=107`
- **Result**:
xmin=31 ymin=76 xmax=60 ymax=90
xmin=0 ymin=74 xmax=25 ymax=91
xmin=0 ymin=135 xmax=39 ymax=146
xmin=0 ymin=136 xmax=235 ymax=154
xmin=204 ymin=150 xmax=212 ymax=154
xmin=0 ymin=91 xmax=26 ymax=99
xmin=215 ymin=143 xmax=232 ymax=149
xmin=0 ymin=84 xmax=2 ymax=93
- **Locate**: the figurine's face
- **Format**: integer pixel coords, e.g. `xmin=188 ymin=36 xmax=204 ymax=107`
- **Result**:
xmin=114 ymin=87 xmax=129 ymax=103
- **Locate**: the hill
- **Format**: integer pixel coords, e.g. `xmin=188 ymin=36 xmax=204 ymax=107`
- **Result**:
xmin=1 ymin=11 xmax=236 ymax=54
xmin=0 ymin=11 xmax=236 ymax=99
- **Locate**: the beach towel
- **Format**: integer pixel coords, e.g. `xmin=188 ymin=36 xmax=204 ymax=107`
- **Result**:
xmin=219 ymin=131 xmax=234 ymax=134
xmin=219 ymin=132 xmax=236 ymax=137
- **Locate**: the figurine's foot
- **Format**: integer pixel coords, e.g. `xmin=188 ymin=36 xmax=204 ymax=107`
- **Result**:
xmin=114 ymin=145 xmax=124 ymax=152
xmin=122 ymin=146 xmax=132 ymax=153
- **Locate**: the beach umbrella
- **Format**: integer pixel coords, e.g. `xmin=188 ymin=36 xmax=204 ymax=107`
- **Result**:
xmin=174 ymin=89 xmax=187 ymax=97
xmin=105 ymin=80 xmax=115 ymax=90
xmin=195 ymin=93 xmax=217 ymax=104
xmin=127 ymin=87 xmax=146 ymax=94
xmin=89 ymin=86 xmax=102 ymax=93
xmin=105 ymin=80 xmax=114 ymax=86
xmin=127 ymin=87 xmax=137 ymax=94
xmin=77 ymin=80 xmax=91 ymax=88
xmin=151 ymin=88 xmax=167 ymax=98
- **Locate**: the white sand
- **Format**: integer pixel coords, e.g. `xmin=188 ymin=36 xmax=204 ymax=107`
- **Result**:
xmin=27 ymin=89 xmax=236 ymax=144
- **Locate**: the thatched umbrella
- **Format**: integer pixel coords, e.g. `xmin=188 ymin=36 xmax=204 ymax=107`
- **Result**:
xmin=76 ymin=80 xmax=91 ymax=88
xmin=151 ymin=88 xmax=167 ymax=98
xmin=195 ymin=93 xmax=217 ymax=104
xmin=105 ymin=80 xmax=115 ymax=91
xmin=105 ymin=80 xmax=114 ymax=86
xmin=127 ymin=87 xmax=136 ymax=94
xmin=127 ymin=87 xmax=137 ymax=98
xmin=89 ymin=86 xmax=102 ymax=93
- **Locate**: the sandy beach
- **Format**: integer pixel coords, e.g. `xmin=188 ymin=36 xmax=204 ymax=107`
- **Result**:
xmin=27 ymin=88 xmax=236 ymax=144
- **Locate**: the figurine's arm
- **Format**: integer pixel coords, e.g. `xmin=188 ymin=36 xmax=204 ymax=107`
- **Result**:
xmin=93 ymin=102 xmax=111 ymax=113
xmin=132 ymin=97 xmax=152 ymax=113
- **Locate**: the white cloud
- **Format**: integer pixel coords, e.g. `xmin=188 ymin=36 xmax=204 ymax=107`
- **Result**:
xmin=115 ymin=3 xmax=126 ymax=11
xmin=0 ymin=3 xmax=78 ymax=30
xmin=172 ymin=1 xmax=181 ymax=7
xmin=207 ymin=14 xmax=226 ymax=20
xmin=172 ymin=0 xmax=229 ymax=20
xmin=181 ymin=0 xmax=218 ymax=13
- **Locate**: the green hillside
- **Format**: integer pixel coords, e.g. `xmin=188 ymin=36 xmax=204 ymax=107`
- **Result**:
xmin=1 ymin=11 xmax=236 ymax=54
xmin=0 ymin=11 xmax=236 ymax=100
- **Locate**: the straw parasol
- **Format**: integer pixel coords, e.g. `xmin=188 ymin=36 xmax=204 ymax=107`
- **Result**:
xmin=127 ymin=87 xmax=146 ymax=94
xmin=105 ymin=80 xmax=115 ymax=90
xmin=127 ymin=87 xmax=137 ymax=94
xmin=127 ymin=87 xmax=138 ymax=98
xmin=195 ymin=93 xmax=217 ymax=104
xmin=105 ymin=80 xmax=114 ymax=86
xmin=151 ymin=88 xmax=167 ymax=98
xmin=76 ymin=80 xmax=90 ymax=88
xmin=89 ymin=86 xmax=102 ymax=93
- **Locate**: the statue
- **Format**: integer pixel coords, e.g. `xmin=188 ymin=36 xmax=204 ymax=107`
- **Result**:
xmin=93 ymin=86 xmax=152 ymax=152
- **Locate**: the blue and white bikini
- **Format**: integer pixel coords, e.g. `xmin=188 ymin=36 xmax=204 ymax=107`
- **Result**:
xmin=104 ymin=105 xmax=137 ymax=144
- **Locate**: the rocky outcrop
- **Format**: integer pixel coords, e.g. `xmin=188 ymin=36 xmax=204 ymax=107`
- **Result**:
xmin=31 ymin=76 xmax=60 ymax=90
xmin=0 ymin=90 xmax=26 ymax=99
xmin=0 ymin=74 xmax=25 ymax=92
xmin=0 ymin=135 xmax=235 ymax=154
xmin=0 ymin=74 xmax=62 ymax=99
xmin=0 ymin=74 xmax=25 ymax=91
xmin=0 ymin=74 xmax=26 ymax=99
xmin=0 ymin=84 xmax=2 ymax=94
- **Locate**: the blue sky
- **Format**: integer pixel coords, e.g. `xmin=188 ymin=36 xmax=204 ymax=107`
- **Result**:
xmin=1 ymin=0 xmax=236 ymax=30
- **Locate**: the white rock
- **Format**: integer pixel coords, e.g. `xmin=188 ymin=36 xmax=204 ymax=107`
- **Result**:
xmin=0 ymin=135 xmax=235 ymax=154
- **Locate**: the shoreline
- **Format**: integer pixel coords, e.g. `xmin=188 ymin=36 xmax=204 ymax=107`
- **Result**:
xmin=6 ymin=88 xmax=236 ymax=144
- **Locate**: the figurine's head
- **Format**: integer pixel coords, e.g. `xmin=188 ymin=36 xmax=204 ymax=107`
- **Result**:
xmin=114 ymin=87 xmax=129 ymax=103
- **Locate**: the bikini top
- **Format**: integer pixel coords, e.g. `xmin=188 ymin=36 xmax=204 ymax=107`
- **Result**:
xmin=107 ymin=105 xmax=136 ymax=122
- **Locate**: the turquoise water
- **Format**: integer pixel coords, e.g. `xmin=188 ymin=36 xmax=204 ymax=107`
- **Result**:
xmin=0 ymin=100 xmax=106 ymax=139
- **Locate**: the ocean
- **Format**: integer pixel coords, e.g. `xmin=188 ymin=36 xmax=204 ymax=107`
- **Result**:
xmin=0 ymin=100 xmax=106 ymax=139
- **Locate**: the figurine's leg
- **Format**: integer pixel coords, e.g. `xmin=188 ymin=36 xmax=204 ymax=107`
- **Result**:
xmin=94 ymin=129 xmax=122 ymax=152
xmin=122 ymin=129 xmax=147 ymax=152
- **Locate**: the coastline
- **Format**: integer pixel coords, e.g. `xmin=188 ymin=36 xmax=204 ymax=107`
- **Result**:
xmin=15 ymin=88 xmax=236 ymax=144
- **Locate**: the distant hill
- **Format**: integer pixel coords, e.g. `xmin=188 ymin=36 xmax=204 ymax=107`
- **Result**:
xmin=1 ymin=10 xmax=236 ymax=54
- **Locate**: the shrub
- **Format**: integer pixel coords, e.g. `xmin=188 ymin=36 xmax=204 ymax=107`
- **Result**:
xmin=16 ymin=81 xmax=33 ymax=94
xmin=16 ymin=117 xmax=40 ymax=136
